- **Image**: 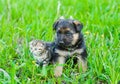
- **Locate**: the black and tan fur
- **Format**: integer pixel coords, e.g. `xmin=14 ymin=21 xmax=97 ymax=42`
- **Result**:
xmin=52 ymin=17 xmax=87 ymax=77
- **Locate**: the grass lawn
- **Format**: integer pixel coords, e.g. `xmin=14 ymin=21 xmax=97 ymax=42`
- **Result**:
xmin=0 ymin=0 xmax=120 ymax=83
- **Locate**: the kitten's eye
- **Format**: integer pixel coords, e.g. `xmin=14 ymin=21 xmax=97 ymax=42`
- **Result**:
xmin=35 ymin=48 xmax=37 ymax=50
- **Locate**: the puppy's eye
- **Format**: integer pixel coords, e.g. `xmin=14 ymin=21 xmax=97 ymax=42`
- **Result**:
xmin=66 ymin=32 xmax=72 ymax=36
xmin=57 ymin=31 xmax=61 ymax=34
xmin=66 ymin=34 xmax=71 ymax=36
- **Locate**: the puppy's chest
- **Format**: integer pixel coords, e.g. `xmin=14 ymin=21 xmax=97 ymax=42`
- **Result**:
xmin=55 ymin=48 xmax=84 ymax=57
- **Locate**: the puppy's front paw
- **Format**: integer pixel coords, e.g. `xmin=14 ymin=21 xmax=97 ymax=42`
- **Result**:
xmin=54 ymin=66 xmax=63 ymax=77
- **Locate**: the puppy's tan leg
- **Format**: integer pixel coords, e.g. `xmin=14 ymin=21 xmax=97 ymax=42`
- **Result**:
xmin=77 ymin=56 xmax=87 ymax=72
xmin=54 ymin=56 xmax=66 ymax=77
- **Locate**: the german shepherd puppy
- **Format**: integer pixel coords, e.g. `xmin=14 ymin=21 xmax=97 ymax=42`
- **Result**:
xmin=52 ymin=17 xmax=87 ymax=77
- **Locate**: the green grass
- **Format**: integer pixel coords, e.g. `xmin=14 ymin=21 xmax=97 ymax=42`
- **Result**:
xmin=0 ymin=0 xmax=120 ymax=83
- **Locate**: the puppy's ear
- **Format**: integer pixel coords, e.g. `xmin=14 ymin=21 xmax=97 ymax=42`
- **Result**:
xmin=53 ymin=16 xmax=65 ymax=30
xmin=53 ymin=20 xmax=59 ymax=30
xmin=59 ymin=16 xmax=64 ymax=19
xmin=73 ymin=20 xmax=83 ymax=32
xmin=69 ymin=16 xmax=73 ymax=19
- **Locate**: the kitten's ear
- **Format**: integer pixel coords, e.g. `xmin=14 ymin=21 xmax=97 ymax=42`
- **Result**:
xmin=72 ymin=20 xmax=83 ymax=32
xmin=40 ymin=41 xmax=45 ymax=46
xmin=43 ymin=42 xmax=46 ymax=46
